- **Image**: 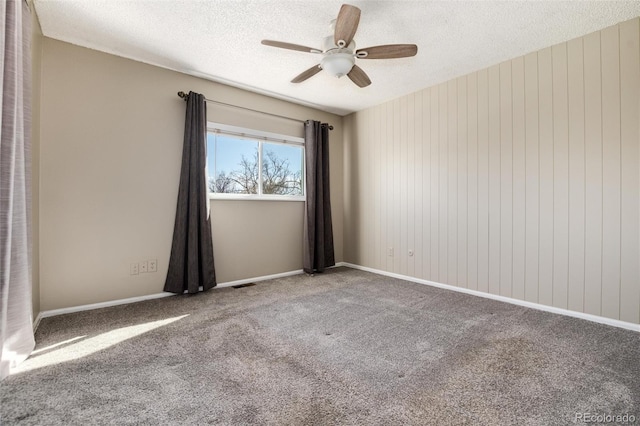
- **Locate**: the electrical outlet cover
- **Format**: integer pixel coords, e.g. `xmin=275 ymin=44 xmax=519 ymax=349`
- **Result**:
xmin=140 ymin=260 xmax=148 ymax=273
xmin=130 ymin=263 xmax=139 ymax=275
xmin=148 ymin=259 xmax=157 ymax=273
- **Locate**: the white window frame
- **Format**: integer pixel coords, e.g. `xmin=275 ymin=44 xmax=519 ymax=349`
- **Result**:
xmin=207 ymin=122 xmax=306 ymax=201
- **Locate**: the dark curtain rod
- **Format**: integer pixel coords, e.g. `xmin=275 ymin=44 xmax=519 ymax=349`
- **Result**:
xmin=177 ymin=91 xmax=333 ymax=130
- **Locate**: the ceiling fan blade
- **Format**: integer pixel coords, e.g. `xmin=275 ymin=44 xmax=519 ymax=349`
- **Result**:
xmin=261 ymin=40 xmax=321 ymax=54
xmin=334 ymin=4 xmax=361 ymax=47
xmin=356 ymin=44 xmax=418 ymax=59
xmin=291 ymin=65 xmax=323 ymax=83
xmin=347 ymin=65 xmax=371 ymax=88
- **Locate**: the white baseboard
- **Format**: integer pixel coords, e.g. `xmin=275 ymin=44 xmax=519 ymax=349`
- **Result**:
xmin=38 ymin=292 xmax=176 ymax=320
xmin=36 ymin=268 xmax=305 ymax=323
xmin=36 ymin=262 xmax=634 ymax=333
xmin=340 ymin=262 xmax=640 ymax=333
xmin=33 ymin=313 xmax=42 ymax=332
xmin=215 ymin=269 xmax=304 ymax=288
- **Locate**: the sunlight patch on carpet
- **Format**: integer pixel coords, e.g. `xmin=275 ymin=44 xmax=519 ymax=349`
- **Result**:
xmin=12 ymin=315 xmax=189 ymax=374
xmin=31 ymin=335 xmax=87 ymax=355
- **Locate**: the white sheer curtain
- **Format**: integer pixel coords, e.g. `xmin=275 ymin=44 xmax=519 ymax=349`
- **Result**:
xmin=0 ymin=0 xmax=35 ymax=380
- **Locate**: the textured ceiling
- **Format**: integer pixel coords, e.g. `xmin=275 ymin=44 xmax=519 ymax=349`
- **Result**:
xmin=34 ymin=0 xmax=640 ymax=116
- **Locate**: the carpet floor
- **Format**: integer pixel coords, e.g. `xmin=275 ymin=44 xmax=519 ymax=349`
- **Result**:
xmin=2 ymin=267 xmax=639 ymax=425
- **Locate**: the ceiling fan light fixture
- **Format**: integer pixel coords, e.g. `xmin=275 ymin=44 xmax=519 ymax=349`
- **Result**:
xmin=261 ymin=4 xmax=417 ymax=87
xmin=321 ymin=52 xmax=355 ymax=78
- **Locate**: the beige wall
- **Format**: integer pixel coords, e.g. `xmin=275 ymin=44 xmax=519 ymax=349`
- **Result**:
xmin=344 ymin=18 xmax=640 ymax=324
xmin=39 ymin=38 xmax=343 ymax=311
xmin=31 ymin=6 xmax=42 ymax=320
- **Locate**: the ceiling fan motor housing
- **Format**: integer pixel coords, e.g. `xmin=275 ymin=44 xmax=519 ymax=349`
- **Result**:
xmin=321 ymin=35 xmax=355 ymax=78
xmin=322 ymin=34 xmax=355 ymax=53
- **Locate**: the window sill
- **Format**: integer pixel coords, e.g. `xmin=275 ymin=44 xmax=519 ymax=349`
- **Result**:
xmin=209 ymin=194 xmax=305 ymax=202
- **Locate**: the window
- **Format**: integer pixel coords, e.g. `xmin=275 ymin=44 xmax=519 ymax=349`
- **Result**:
xmin=207 ymin=123 xmax=305 ymax=200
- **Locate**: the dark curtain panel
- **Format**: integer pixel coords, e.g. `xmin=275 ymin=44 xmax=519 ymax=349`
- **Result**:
xmin=1 ymin=0 xmax=35 ymax=380
xmin=303 ymin=120 xmax=335 ymax=274
xmin=164 ymin=92 xmax=216 ymax=294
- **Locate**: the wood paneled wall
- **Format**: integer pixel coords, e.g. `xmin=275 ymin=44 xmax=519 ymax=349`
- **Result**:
xmin=343 ymin=18 xmax=640 ymax=324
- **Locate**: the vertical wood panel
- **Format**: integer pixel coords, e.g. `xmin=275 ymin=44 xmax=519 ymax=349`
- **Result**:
xmin=367 ymin=109 xmax=374 ymax=266
xmin=422 ymin=89 xmax=431 ymax=280
xmin=390 ymin=100 xmax=395 ymax=272
xmin=355 ymin=112 xmax=362 ymax=263
xmin=385 ymin=101 xmax=393 ymax=272
xmin=413 ymin=91 xmax=429 ymax=278
xmin=552 ymin=43 xmax=570 ymax=309
xmin=524 ymin=52 xmax=540 ymax=303
xmin=488 ymin=64 xmax=501 ymax=295
xmin=500 ymin=61 xmax=513 ymax=298
xmin=378 ymin=104 xmax=385 ymax=270
xmin=372 ymin=105 xmax=379 ymax=268
xmin=380 ymin=102 xmax=393 ymax=271
xmin=394 ymin=99 xmax=401 ymax=273
xmin=377 ymin=104 xmax=384 ymax=269
xmin=371 ymin=109 xmax=376 ymax=266
xmin=457 ymin=77 xmax=468 ymax=287
xmin=448 ymin=80 xmax=458 ymax=285
xmin=345 ymin=18 xmax=639 ymax=326
xmin=601 ymin=25 xmax=621 ymax=319
xmin=362 ymin=109 xmax=372 ymax=265
xmin=538 ymin=47 xmax=554 ymax=306
xmin=408 ymin=92 xmax=422 ymax=277
xmin=361 ymin=111 xmax=368 ymax=264
xmin=400 ymin=97 xmax=409 ymax=275
xmin=512 ymin=56 xmax=526 ymax=300
xmin=467 ymin=73 xmax=479 ymax=290
xmin=353 ymin=114 xmax=362 ymax=261
xmin=619 ymin=18 xmax=640 ymax=324
xmin=376 ymin=104 xmax=383 ymax=269
xmin=377 ymin=104 xmax=383 ymax=269
xmin=407 ymin=94 xmax=415 ymax=276
xmin=583 ymin=31 xmax=603 ymax=316
xmin=430 ymin=88 xmax=440 ymax=280
xmin=567 ymin=37 xmax=586 ymax=313
xmin=439 ymin=83 xmax=449 ymax=283
xmin=373 ymin=105 xmax=384 ymax=269
xmin=477 ymin=69 xmax=490 ymax=293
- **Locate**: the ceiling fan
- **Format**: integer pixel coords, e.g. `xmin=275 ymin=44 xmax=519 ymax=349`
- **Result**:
xmin=261 ymin=4 xmax=418 ymax=88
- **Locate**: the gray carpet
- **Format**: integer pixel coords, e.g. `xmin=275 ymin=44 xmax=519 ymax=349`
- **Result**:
xmin=2 ymin=267 xmax=639 ymax=425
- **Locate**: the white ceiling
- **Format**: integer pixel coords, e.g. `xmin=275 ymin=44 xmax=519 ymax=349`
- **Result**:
xmin=34 ymin=0 xmax=640 ymax=116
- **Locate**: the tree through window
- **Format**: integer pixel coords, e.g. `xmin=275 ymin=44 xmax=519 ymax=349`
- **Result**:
xmin=207 ymin=125 xmax=304 ymax=198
